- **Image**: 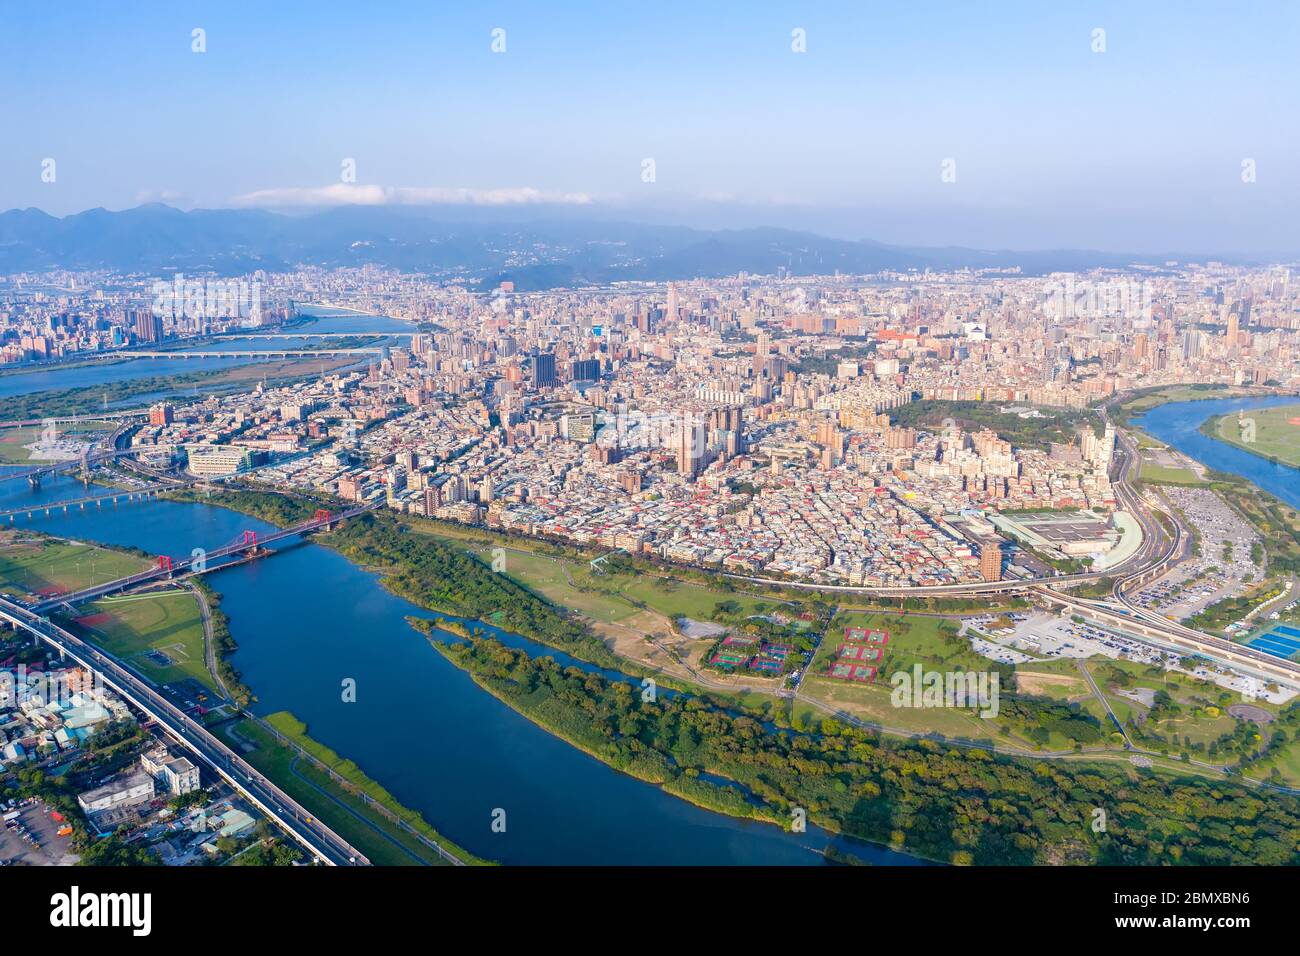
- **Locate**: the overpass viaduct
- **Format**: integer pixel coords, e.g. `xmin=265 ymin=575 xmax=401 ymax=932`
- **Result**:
xmin=0 ymin=598 xmax=367 ymax=865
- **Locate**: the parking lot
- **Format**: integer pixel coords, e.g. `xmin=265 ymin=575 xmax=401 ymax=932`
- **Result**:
xmin=963 ymin=610 xmax=1296 ymax=705
xmin=1135 ymin=487 xmax=1262 ymax=620
xmin=0 ymin=801 xmax=79 ymax=866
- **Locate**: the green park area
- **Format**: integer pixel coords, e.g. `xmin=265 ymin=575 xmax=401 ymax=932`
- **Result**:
xmin=0 ymin=534 xmax=150 ymax=598
xmin=64 ymin=589 xmax=216 ymax=694
xmin=1135 ymin=448 xmax=1205 ymax=485
xmin=405 ymin=519 xmax=775 ymax=626
xmin=1206 ymin=403 xmax=1300 ymax=468
xmin=1085 ymin=657 xmax=1300 ymax=786
xmin=795 ymin=610 xmax=1272 ymax=760
xmin=219 ymin=712 xmax=482 ymax=866
xmin=797 ymin=610 xmax=1018 ymax=741
xmin=887 ymin=399 xmax=1103 ymax=450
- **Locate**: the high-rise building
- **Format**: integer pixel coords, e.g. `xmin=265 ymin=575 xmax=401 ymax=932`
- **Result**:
xmin=532 ymin=351 xmax=558 ymax=389
xmin=979 ymin=540 xmax=1003 ymax=582
xmin=753 ymin=331 xmax=770 ymax=377
xmin=570 ymin=358 xmax=601 ymax=382
xmin=134 ymin=310 xmax=163 ymax=344
xmin=676 ymin=419 xmax=706 ymax=478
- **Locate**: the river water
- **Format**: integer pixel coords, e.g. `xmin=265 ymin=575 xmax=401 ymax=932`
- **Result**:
xmin=0 ymin=470 xmax=919 ymax=865
xmin=1132 ymin=395 xmax=1300 ymax=509
xmin=10 ymin=352 xmax=1293 ymax=864
xmin=0 ymin=307 xmax=412 ymax=400
xmin=0 ymin=304 xmax=928 ymax=864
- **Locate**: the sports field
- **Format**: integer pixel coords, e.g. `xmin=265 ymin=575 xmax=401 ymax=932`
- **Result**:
xmin=0 ymin=536 xmax=150 ymax=599
xmin=0 ymin=422 xmax=114 ymax=464
xmin=1210 ymin=403 xmax=1300 ymax=468
xmin=68 ymin=590 xmax=215 ymax=693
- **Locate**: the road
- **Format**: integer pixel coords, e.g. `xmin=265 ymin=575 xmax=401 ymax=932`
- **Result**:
xmin=0 ymin=597 xmax=368 ymax=865
xmin=33 ymin=503 xmax=374 ymax=612
xmin=185 ymin=581 xmax=232 ymax=702
xmin=1077 ymin=659 xmax=1133 ymax=749
xmin=1035 ymin=585 xmax=1300 ymax=685
xmin=790 ymin=678 xmax=1298 ymax=794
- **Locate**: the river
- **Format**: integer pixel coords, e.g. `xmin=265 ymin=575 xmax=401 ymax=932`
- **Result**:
xmin=1133 ymin=395 xmax=1300 ymax=509
xmin=5 ymin=384 xmax=1295 ymax=864
xmin=0 ymin=307 xmax=412 ymax=400
xmin=0 ymin=470 xmax=918 ymax=865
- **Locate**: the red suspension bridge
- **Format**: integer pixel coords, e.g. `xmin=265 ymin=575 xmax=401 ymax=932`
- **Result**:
xmin=33 ymin=505 xmax=373 ymax=612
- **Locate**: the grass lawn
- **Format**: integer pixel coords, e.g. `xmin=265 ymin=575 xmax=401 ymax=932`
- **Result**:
xmin=813 ymin=610 xmax=979 ymax=675
xmin=1089 ymin=657 xmax=1288 ymax=755
xmin=220 ymin=713 xmax=481 ymax=866
xmin=1120 ymin=384 xmax=1241 ymax=416
xmin=1136 ymin=456 xmax=1206 ymax=485
xmin=1243 ymin=736 xmax=1300 ymax=788
xmin=0 ymin=536 xmax=150 ymax=599
xmin=1209 ymin=403 xmax=1300 ymax=468
xmin=792 ymin=685 xmax=993 ymax=736
xmin=64 ymin=589 xmax=216 ymax=693
xmin=406 ymin=521 xmax=773 ymax=626
xmin=799 ymin=610 xmax=1017 ymax=741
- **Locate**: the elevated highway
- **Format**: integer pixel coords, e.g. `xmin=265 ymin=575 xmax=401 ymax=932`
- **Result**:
xmin=1034 ymin=585 xmax=1300 ymax=688
xmin=0 ymin=597 xmax=368 ymax=865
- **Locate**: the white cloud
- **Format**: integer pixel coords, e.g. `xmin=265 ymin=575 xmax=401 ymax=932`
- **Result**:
xmin=134 ymin=188 xmax=191 ymax=206
xmin=230 ymin=183 xmax=593 ymax=208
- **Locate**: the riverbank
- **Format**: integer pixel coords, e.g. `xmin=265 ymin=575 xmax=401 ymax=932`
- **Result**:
xmin=162 ymin=486 xmax=620 ymax=664
xmin=162 ymin=486 xmax=831 ymax=726
xmin=1132 ymin=394 xmax=1300 ymax=512
xmin=417 ymin=625 xmax=787 ymax=831
xmin=219 ymin=711 xmax=485 ymax=866
xmin=142 ymin=481 xmax=1300 ymax=862
xmin=1200 ymin=402 xmax=1300 ymax=469
xmin=2 ymin=353 xmax=357 ymax=418
xmin=428 ymin=633 xmax=1300 ymax=865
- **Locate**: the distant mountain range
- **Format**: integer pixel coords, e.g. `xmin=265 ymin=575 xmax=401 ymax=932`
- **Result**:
xmin=0 ymin=204 xmax=1253 ymax=288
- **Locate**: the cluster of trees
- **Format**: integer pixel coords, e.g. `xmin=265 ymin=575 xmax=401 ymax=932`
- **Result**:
xmin=330 ymin=514 xmax=610 ymax=663
xmin=84 ymin=718 xmax=145 ymax=752
xmin=888 ymin=400 xmax=1104 ymax=451
xmin=441 ymin=636 xmax=1300 ymax=865
xmin=997 ymin=695 xmax=1107 ymax=746
xmin=706 ymin=601 xmax=818 ymax=657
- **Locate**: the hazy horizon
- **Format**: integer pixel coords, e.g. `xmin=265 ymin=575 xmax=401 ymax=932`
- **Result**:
xmin=6 ymin=1 xmax=1299 ymax=255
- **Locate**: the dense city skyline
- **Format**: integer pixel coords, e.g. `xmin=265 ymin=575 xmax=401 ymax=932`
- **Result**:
xmin=4 ymin=1 xmax=1298 ymax=928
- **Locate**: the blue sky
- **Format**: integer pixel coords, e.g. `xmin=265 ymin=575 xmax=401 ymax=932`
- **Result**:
xmin=3 ymin=1 xmax=1298 ymax=253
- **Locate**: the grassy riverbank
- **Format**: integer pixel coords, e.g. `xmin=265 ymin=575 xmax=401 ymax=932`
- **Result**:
xmin=1201 ymin=403 xmax=1300 ymax=468
xmin=159 ymin=485 xmax=1300 ymax=862
xmin=430 ymin=634 xmax=1300 ymax=865
xmin=163 ymin=486 xmax=621 ymax=665
xmin=414 ymin=625 xmax=790 ymax=831
xmin=2 ymin=354 xmax=356 ymax=419
xmin=219 ymin=711 xmax=486 ymax=866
